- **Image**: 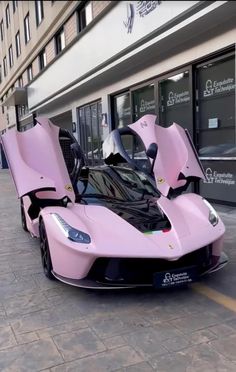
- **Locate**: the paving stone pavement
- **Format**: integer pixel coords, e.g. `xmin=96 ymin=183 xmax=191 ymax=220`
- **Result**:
xmin=0 ymin=169 xmax=236 ymax=372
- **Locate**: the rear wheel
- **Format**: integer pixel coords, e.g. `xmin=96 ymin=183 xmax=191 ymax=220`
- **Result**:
xmin=20 ymin=198 xmax=28 ymax=232
xmin=39 ymin=219 xmax=54 ymax=280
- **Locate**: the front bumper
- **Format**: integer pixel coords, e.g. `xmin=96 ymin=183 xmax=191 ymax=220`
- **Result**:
xmin=51 ymin=249 xmax=228 ymax=289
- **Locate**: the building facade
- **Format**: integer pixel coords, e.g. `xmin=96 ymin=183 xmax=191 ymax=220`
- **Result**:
xmin=0 ymin=1 xmax=235 ymax=205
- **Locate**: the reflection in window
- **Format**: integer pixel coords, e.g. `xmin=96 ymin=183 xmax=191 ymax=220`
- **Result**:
xmin=55 ymin=28 xmax=65 ymax=54
xmin=18 ymin=75 xmax=23 ymax=87
xmin=197 ymin=55 xmax=235 ymax=157
xmin=132 ymin=84 xmax=155 ymax=121
xmin=24 ymin=13 xmax=30 ymax=44
xmin=27 ymin=64 xmax=33 ymax=82
xmin=159 ymin=70 xmax=192 ymax=134
xmin=38 ymin=49 xmax=46 ymax=70
xmin=77 ymin=168 xmax=158 ymax=202
xmin=78 ymin=2 xmax=92 ymax=32
xmin=35 ymin=1 xmax=44 ymax=26
xmin=78 ymin=101 xmax=102 ymax=166
xmin=15 ymin=31 xmax=21 ymax=57
xmin=113 ymin=92 xmax=131 ymax=128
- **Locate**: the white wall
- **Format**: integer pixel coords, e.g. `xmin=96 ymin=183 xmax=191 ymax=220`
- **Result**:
xmin=28 ymin=0 xmax=201 ymax=109
xmin=37 ymin=23 xmax=235 ymax=125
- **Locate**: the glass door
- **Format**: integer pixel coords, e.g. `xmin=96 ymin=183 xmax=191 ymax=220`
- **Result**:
xmin=78 ymin=100 xmax=102 ymax=166
xmin=158 ymin=68 xmax=193 ymax=137
xmin=131 ymin=82 xmax=156 ymax=122
xmin=195 ymin=52 xmax=236 ymax=204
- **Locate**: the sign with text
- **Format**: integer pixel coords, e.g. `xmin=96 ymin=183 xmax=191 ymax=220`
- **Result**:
xmin=200 ymin=160 xmax=236 ymax=203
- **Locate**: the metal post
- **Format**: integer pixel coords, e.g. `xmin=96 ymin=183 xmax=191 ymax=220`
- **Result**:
xmin=15 ymin=105 xmax=20 ymax=131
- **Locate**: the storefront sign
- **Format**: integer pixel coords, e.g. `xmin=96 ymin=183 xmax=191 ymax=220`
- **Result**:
xmin=124 ymin=1 xmax=162 ymax=33
xmin=200 ymin=161 xmax=236 ymax=204
xmin=204 ymin=167 xmax=235 ymax=187
xmin=139 ymin=98 xmax=155 ymax=113
xmin=167 ymin=91 xmax=190 ymax=107
xmin=203 ymin=78 xmax=235 ymax=97
xmin=137 ymin=1 xmax=162 ymax=18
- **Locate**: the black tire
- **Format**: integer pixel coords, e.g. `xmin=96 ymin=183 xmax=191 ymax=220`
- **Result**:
xmin=39 ymin=219 xmax=55 ymax=280
xmin=20 ymin=198 xmax=28 ymax=232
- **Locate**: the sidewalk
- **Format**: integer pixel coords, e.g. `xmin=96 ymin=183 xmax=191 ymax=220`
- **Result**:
xmin=0 ymin=169 xmax=236 ymax=372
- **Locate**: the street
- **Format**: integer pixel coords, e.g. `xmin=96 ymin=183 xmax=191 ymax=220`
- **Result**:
xmin=0 ymin=169 xmax=236 ymax=372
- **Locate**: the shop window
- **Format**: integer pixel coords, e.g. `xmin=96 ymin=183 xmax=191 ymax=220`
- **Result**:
xmin=24 ymin=13 xmax=30 ymax=44
xmin=5 ymin=4 xmax=10 ymax=29
xmin=3 ymin=56 xmax=7 ymax=77
xmin=78 ymin=101 xmax=102 ymax=166
xmin=78 ymin=2 xmax=92 ymax=32
xmin=132 ymin=83 xmax=155 ymax=122
xmin=196 ymin=55 xmax=235 ymax=158
xmin=55 ymin=28 xmax=65 ymax=55
xmin=158 ymin=70 xmax=192 ymax=136
xmin=15 ymin=31 xmax=21 ymax=57
xmin=35 ymin=1 xmax=44 ymax=26
xmin=196 ymin=53 xmax=236 ymax=204
xmin=112 ymin=92 xmax=131 ymax=129
xmin=0 ymin=19 xmax=4 ymax=41
xmin=8 ymin=45 xmax=14 ymax=68
xmin=38 ymin=49 xmax=46 ymax=70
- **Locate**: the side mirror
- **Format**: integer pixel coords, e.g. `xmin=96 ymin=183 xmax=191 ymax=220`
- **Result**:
xmin=146 ymin=143 xmax=158 ymax=160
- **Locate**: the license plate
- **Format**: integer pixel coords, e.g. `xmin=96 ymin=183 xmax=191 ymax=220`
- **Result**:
xmin=153 ymin=266 xmax=198 ymax=289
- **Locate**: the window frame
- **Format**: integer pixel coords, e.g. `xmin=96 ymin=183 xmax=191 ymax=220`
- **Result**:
xmin=5 ymin=4 xmax=10 ymax=29
xmin=111 ymin=91 xmax=132 ymax=130
xmin=27 ymin=64 xmax=33 ymax=82
xmin=15 ymin=31 xmax=21 ymax=58
xmin=24 ymin=13 xmax=31 ymax=44
xmin=35 ymin=0 xmax=44 ymax=27
xmin=0 ymin=19 xmax=4 ymax=41
xmin=8 ymin=45 xmax=14 ymax=68
xmin=13 ymin=1 xmax=18 ymax=13
xmin=3 ymin=56 xmax=7 ymax=76
xmin=38 ymin=49 xmax=46 ymax=71
xmin=195 ymin=51 xmax=235 ymax=160
xmin=55 ymin=28 xmax=65 ymax=55
xmin=18 ymin=75 xmax=23 ymax=87
xmin=77 ymin=1 xmax=92 ymax=33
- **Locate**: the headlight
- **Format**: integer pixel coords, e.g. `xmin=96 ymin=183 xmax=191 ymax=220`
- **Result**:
xmin=51 ymin=213 xmax=91 ymax=244
xmin=202 ymin=199 xmax=219 ymax=226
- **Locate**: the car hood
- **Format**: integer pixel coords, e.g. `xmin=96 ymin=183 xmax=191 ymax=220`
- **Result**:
xmin=103 ymin=115 xmax=205 ymax=197
xmin=1 ymin=117 xmax=75 ymax=202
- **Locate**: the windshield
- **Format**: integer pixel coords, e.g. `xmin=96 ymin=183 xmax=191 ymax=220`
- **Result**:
xmin=76 ymin=166 xmax=159 ymax=202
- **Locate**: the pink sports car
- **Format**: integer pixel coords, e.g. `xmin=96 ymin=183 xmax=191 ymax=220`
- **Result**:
xmin=1 ymin=115 xmax=228 ymax=288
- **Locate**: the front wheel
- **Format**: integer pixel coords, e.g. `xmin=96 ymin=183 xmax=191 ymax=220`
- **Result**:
xmin=39 ymin=219 xmax=55 ymax=280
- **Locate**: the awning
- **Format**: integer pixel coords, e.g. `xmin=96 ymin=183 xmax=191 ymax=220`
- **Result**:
xmin=1 ymin=88 xmax=27 ymax=107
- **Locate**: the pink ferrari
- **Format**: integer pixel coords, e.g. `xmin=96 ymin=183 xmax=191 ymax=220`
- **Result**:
xmin=1 ymin=115 xmax=227 ymax=288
